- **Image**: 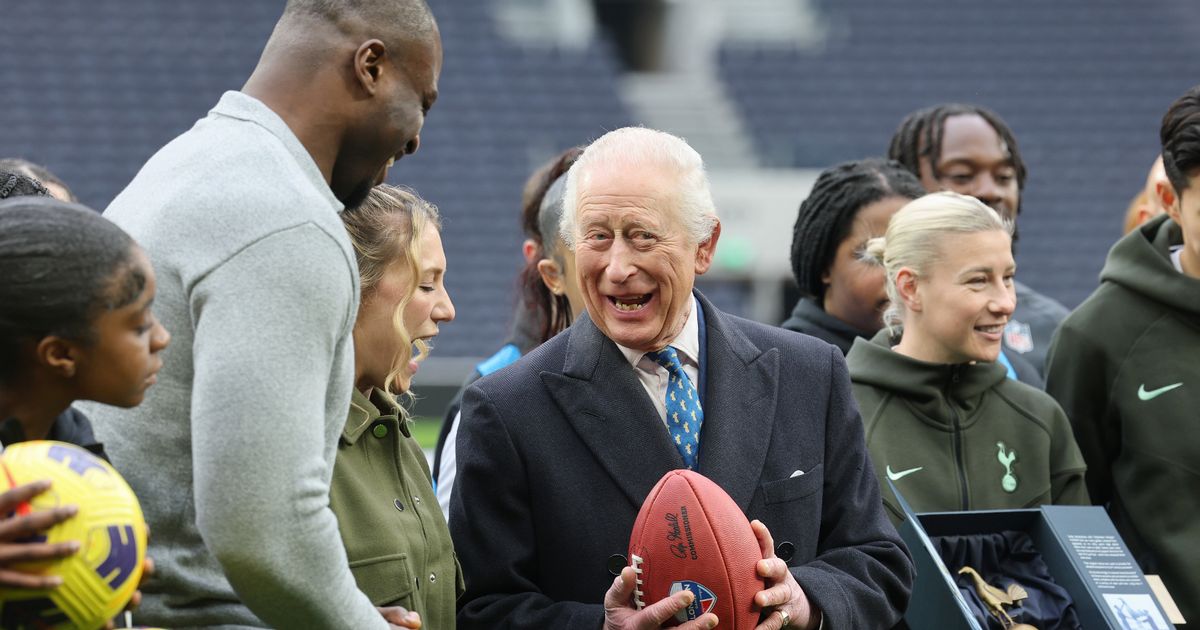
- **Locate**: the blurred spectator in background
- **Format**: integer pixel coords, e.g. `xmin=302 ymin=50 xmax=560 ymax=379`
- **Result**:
xmin=331 ymin=185 xmax=458 ymax=629
xmin=784 ymin=158 xmax=925 ymax=354
xmin=848 ymin=192 xmax=1088 ymax=525
xmin=0 ymin=158 xmax=77 ymax=202
xmin=889 ymin=104 xmax=1067 ymax=381
xmin=1046 ymin=86 xmax=1200 ymax=621
xmin=78 ymin=0 xmax=443 ymax=627
xmin=433 ymin=146 xmax=586 ymax=518
xmin=0 ymin=170 xmax=51 ymax=200
xmin=1122 ymin=155 xmax=1171 ymax=234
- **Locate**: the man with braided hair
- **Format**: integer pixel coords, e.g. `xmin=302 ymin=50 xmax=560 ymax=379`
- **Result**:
xmin=784 ymin=158 xmax=925 ymax=354
xmin=80 ymin=0 xmax=441 ymax=627
xmin=888 ymin=104 xmax=1068 ymax=379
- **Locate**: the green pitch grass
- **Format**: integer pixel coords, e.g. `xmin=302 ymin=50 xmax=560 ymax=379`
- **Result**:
xmin=409 ymin=417 xmax=442 ymax=451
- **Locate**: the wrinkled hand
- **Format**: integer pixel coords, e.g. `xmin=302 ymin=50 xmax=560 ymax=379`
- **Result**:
xmin=604 ymin=565 xmax=717 ymax=630
xmin=0 ymin=480 xmax=79 ymax=589
xmin=379 ymin=605 xmax=422 ymax=629
xmin=751 ymin=520 xmax=820 ymax=630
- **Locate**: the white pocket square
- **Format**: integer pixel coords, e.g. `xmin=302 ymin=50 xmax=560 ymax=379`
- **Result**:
xmin=789 ymin=469 xmax=804 ymax=478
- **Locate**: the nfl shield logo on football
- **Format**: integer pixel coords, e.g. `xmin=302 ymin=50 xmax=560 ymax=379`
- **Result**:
xmin=670 ymin=580 xmax=717 ymax=621
xmin=1004 ymin=320 xmax=1034 ymax=354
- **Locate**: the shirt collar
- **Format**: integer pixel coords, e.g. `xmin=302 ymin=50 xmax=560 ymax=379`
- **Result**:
xmin=210 ymin=91 xmax=342 ymax=212
xmin=343 ymin=388 xmax=409 ymax=444
xmin=614 ymin=294 xmax=701 ymax=370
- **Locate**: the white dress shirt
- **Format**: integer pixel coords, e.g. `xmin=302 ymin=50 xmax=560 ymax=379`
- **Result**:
xmin=614 ymin=295 xmax=701 ymax=426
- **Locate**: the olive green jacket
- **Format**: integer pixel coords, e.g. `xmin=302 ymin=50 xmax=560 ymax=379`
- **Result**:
xmin=847 ymin=331 xmax=1089 ymax=525
xmin=330 ymin=388 xmax=463 ymax=628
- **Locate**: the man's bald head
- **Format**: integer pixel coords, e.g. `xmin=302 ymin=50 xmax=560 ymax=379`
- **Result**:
xmin=281 ymin=0 xmax=436 ymax=45
xmin=283 ymin=0 xmax=434 ymax=36
xmin=247 ymin=0 xmax=442 ymax=208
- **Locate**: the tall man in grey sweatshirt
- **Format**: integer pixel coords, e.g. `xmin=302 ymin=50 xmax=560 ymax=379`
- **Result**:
xmin=81 ymin=1 xmax=442 ymax=628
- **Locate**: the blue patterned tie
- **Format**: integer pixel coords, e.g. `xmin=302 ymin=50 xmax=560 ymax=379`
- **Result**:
xmin=646 ymin=346 xmax=703 ymax=470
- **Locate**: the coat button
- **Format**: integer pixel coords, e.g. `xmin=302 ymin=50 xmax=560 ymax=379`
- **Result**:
xmin=429 ymin=572 xmax=437 ymax=583
xmin=394 ymin=499 xmax=405 ymax=511
xmin=607 ymin=554 xmax=628 ymax=577
xmin=414 ymin=496 xmax=421 ymax=504
xmin=775 ymin=541 xmax=795 ymax=563
xmin=373 ymin=424 xmax=388 ymax=438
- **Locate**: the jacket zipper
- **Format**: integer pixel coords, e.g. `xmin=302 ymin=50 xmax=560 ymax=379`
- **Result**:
xmin=946 ymin=366 xmax=969 ymax=510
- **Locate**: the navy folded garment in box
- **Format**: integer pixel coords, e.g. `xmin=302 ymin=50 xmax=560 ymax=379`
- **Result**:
xmin=933 ymin=531 xmax=1081 ymax=629
xmin=891 ymin=477 xmax=1176 ymax=630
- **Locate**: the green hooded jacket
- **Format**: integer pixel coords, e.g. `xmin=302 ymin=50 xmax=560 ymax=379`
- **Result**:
xmin=1045 ymin=214 xmax=1200 ymax=620
xmin=848 ymin=330 xmax=1089 ymax=525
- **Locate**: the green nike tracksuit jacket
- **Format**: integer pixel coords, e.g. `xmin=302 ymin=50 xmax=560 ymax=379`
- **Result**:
xmin=1045 ymin=214 xmax=1200 ymax=620
xmin=847 ymin=330 xmax=1089 ymax=525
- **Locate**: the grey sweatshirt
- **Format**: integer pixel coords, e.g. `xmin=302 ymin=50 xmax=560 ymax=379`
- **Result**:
xmin=81 ymin=92 xmax=385 ymax=629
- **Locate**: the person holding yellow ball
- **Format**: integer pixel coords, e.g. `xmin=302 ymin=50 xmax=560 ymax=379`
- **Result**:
xmin=0 ymin=189 xmax=168 ymax=618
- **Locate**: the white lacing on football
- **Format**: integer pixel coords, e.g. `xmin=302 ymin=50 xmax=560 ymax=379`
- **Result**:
xmin=630 ymin=553 xmax=645 ymax=609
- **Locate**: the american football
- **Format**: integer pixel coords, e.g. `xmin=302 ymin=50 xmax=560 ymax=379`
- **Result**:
xmin=628 ymin=470 xmax=765 ymax=628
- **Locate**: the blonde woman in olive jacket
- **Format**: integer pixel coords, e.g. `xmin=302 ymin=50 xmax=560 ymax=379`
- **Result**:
xmin=330 ymin=186 xmax=462 ymax=629
xmin=845 ymin=192 xmax=1089 ymax=524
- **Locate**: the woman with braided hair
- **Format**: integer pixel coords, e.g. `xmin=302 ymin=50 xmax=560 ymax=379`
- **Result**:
xmin=783 ymin=158 xmax=925 ymax=354
xmin=0 ymin=158 xmax=76 ymax=202
xmin=0 ymin=169 xmax=52 ymax=199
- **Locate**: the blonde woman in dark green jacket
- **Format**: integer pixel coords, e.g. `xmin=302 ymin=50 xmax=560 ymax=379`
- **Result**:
xmin=846 ymin=192 xmax=1089 ymax=524
xmin=331 ymin=185 xmax=461 ymax=629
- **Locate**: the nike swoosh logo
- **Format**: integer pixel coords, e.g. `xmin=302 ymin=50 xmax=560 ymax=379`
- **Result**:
xmin=1138 ymin=382 xmax=1183 ymax=401
xmin=886 ymin=465 xmax=923 ymax=481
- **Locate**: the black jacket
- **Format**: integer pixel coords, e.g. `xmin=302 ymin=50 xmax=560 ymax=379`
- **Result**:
xmin=1 ymin=407 xmax=107 ymax=460
xmin=451 ymin=292 xmax=913 ymax=629
xmin=780 ymin=297 xmax=872 ymax=355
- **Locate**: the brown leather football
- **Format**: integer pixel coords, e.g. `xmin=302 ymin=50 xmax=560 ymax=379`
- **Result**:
xmin=628 ymin=470 xmax=765 ymax=628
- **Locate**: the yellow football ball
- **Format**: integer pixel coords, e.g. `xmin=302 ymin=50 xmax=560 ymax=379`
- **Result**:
xmin=0 ymin=441 xmax=148 ymax=630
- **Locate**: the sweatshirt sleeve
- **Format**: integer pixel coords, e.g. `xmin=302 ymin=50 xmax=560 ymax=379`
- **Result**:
xmin=1045 ymin=402 xmax=1091 ymax=506
xmin=188 ymin=225 xmax=385 ymax=630
xmin=1045 ymin=320 xmax=1117 ymax=506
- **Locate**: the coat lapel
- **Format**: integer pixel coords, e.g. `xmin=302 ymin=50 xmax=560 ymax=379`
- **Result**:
xmin=540 ymin=293 xmax=779 ymax=513
xmin=693 ymin=293 xmax=778 ymax=512
xmin=541 ymin=313 xmax=683 ymax=509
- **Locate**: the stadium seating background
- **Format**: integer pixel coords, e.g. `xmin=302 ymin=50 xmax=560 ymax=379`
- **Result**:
xmin=4 ymin=0 xmax=1198 ymax=356
xmin=721 ymin=0 xmax=1200 ymax=307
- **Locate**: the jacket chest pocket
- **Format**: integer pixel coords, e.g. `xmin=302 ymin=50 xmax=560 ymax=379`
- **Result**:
xmin=759 ymin=464 xmax=824 ymax=563
xmin=762 ymin=464 xmax=823 ymax=504
xmin=349 ymin=553 xmax=416 ymax=608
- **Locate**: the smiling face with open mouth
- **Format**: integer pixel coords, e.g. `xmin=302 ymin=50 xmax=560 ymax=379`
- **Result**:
xmin=572 ymin=163 xmax=719 ymax=353
xmin=900 ymin=229 xmax=1016 ymax=365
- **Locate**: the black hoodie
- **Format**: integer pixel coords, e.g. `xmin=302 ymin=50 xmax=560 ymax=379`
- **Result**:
xmin=781 ymin=297 xmax=872 ymax=355
xmin=1045 ymin=214 xmax=1200 ymax=620
xmin=848 ymin=330 xmax=1088 ymax=525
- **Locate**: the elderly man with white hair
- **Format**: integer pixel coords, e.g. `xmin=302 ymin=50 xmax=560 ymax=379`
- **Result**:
xmin=449 ymin=128 xmax=913 ymax=629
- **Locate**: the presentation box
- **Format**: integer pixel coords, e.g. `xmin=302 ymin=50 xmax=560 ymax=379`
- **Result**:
xmin=893 ymin=487 xmax=1176 ymax=629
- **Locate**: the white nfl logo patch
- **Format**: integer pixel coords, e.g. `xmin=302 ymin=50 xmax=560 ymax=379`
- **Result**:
xmin=1004 ymin=320 xmax=1034 ymax=354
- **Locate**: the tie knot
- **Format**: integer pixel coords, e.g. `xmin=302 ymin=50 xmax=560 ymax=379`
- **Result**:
xmin=646 ymin=346 xmax=685 ymax=375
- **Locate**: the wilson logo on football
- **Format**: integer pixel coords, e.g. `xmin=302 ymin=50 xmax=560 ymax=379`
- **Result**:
xmin=670 ymin=581 xmax=717 ymax=621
